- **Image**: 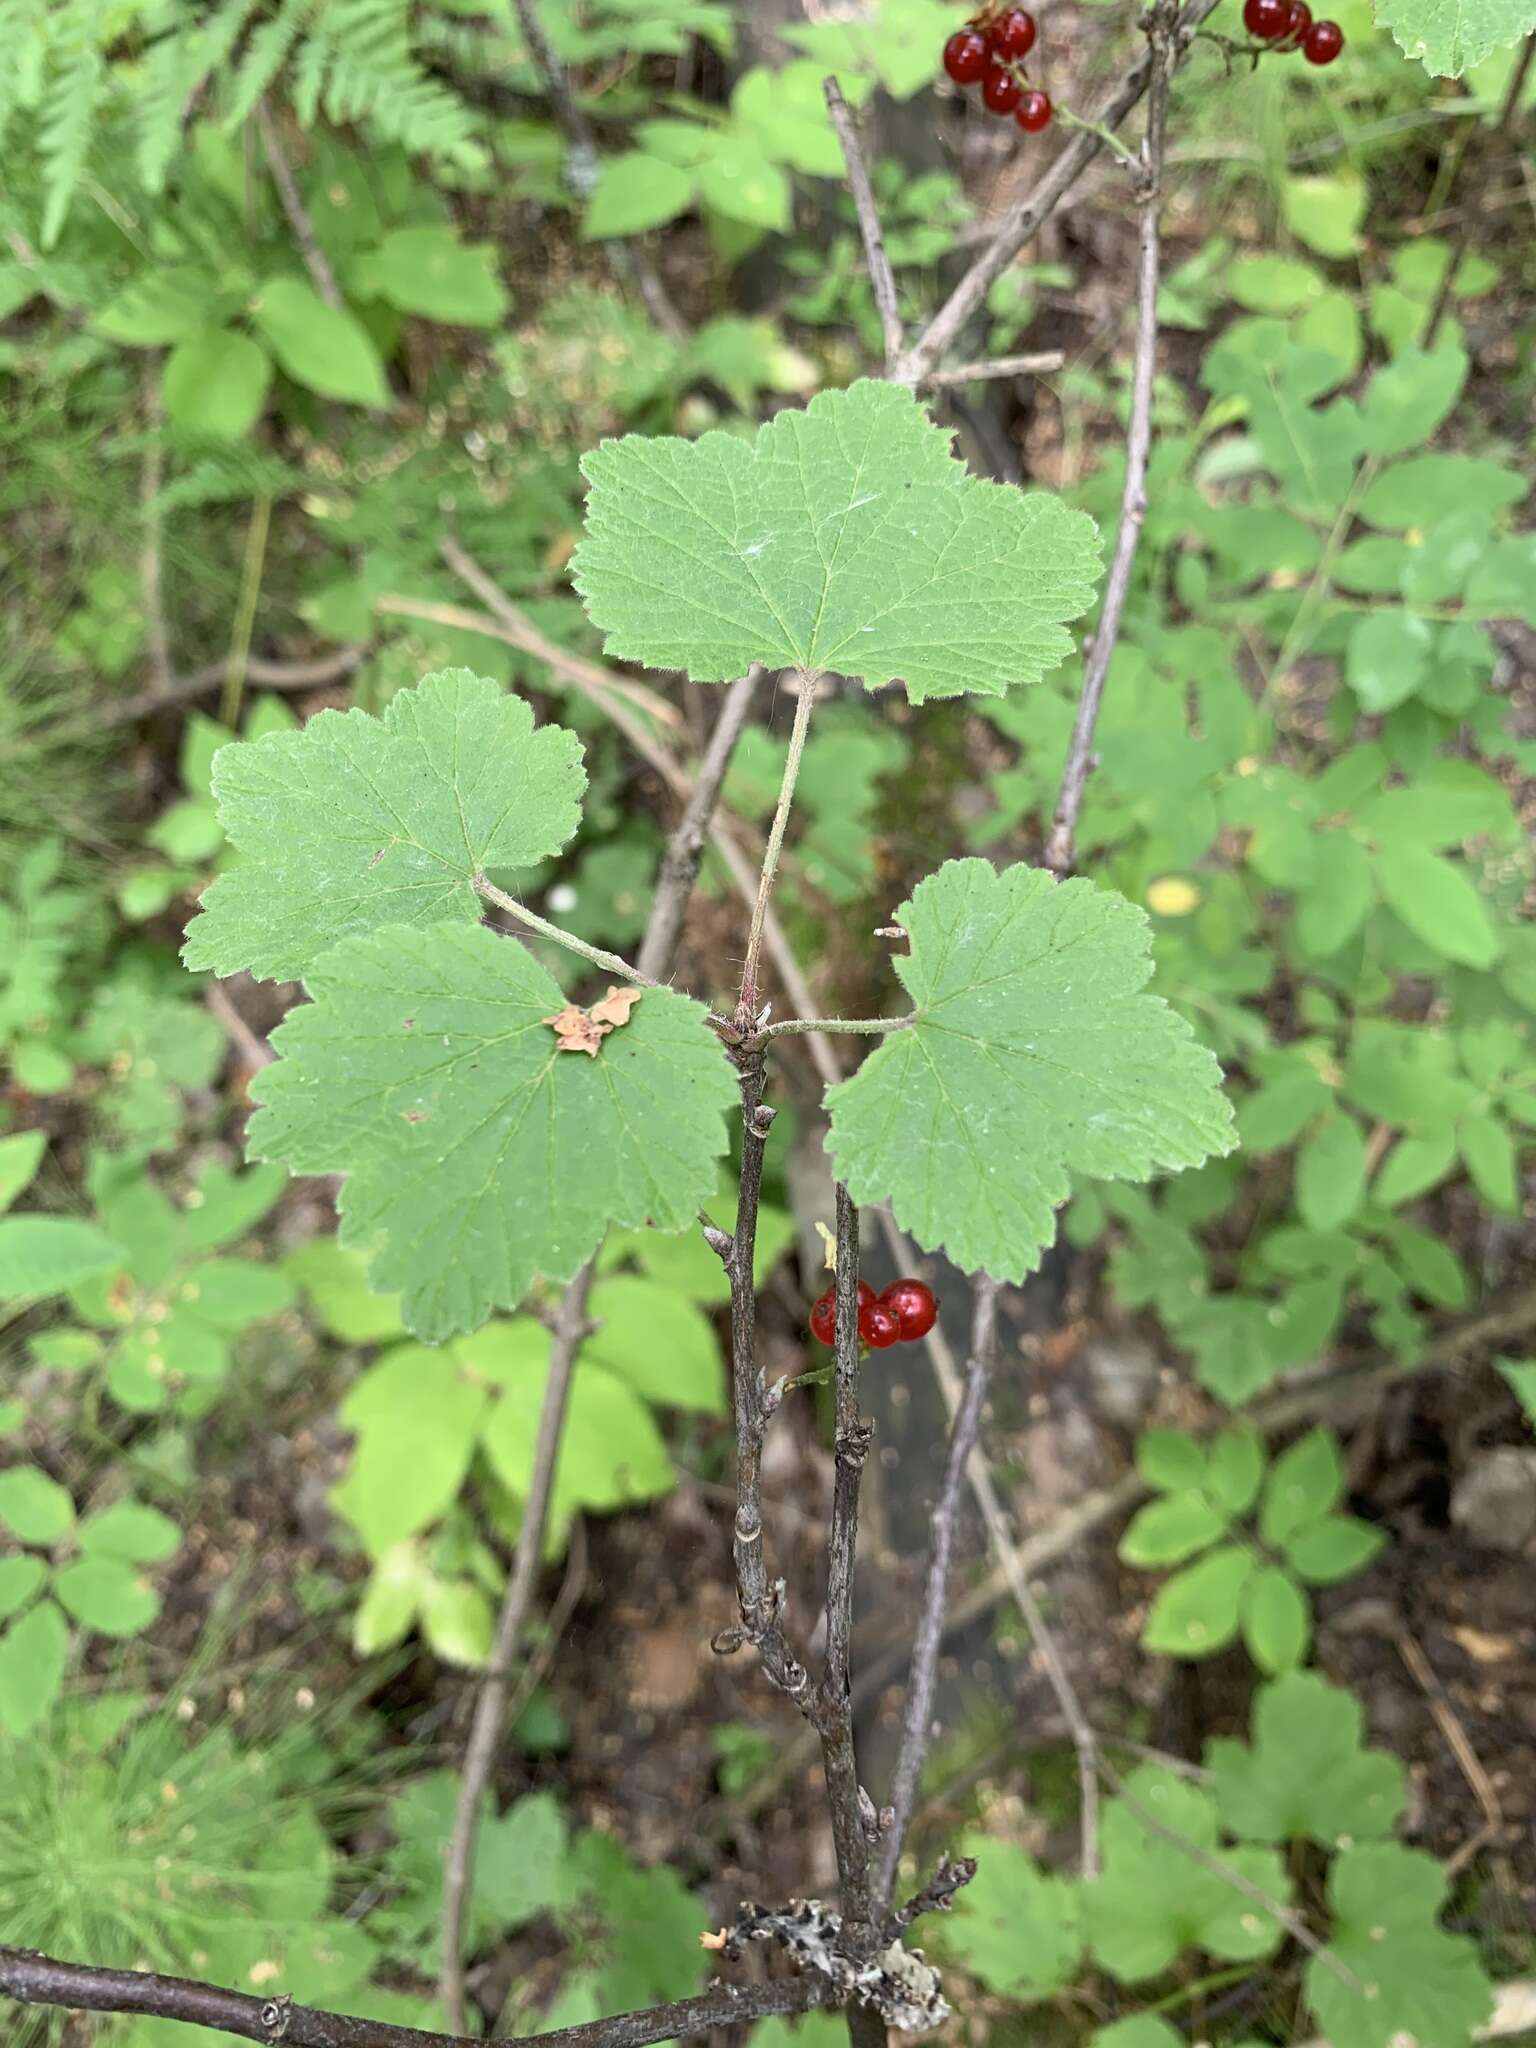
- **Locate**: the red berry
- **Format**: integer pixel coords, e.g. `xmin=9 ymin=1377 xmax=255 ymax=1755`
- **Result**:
xmin=859 ymin=1300 xmax=902 ymax=1349
xmin=980 ymin=61 xmax=1022 ymax=113
xmin=1278 ymin=0 xmax=1312 ymax=41
xmin=989 ymin=7 xmax=1036 ymax=57
xmin=1015 ymin=87 xmax=1052 ymax=132
xmin=1243 ymin=0 xmax=1291 ymax=35
xmin=810 ymin=1281 xmax=875 ymax=1345
xmin=1302 ymin=16 xmax=1343 ymax=59
xmin=942 ymin=27 xmax=990 ymax=82
xmin=881 ymin=1279 xmax=939 ymax=1341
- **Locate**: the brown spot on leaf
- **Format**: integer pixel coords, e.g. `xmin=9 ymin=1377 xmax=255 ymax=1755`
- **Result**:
xmin=542 ymin=1004 xmax=610 ymax=1057
xmin=590 ymin=985 xmax=643 ymax=1030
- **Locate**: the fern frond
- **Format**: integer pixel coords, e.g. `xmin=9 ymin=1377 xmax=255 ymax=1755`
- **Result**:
xmin=222 ymin=0 xmax=315 ymax=130
xmin=306 ymin=0 xmax=484 ymax=165
xmin=147 ymin=446 xmax=303 ymax=517
xmin=0 ymin=0 xmax=52 ymax=154
xmin=138 ymin=0 xmax=261 ymax=191
xmin=37 ymin=31 xmax=103 ymax=247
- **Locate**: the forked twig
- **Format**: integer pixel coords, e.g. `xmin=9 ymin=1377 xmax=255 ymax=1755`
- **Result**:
xmin=1045 ymin=0 xmax=1175 ymax=876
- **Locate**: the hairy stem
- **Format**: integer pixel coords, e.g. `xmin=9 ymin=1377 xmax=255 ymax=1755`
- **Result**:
xmin=473 ymin=874 xmax=656 ymax=987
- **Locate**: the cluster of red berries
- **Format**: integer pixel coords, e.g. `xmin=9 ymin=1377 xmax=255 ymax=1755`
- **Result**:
xmin=942 ymin=8 xmax=1054 ymax=134
xmin=810 ymin=1277 xmax=939 ymax=1351
xmin=1243 ymin=0 xmax=1344 ymax=61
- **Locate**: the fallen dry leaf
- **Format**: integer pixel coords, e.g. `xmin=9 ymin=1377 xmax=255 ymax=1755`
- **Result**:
xmin=591 ymin=984 xmax=643 ymax=1029
xmin=542 ymin=1004 xmax=610 ymax=1057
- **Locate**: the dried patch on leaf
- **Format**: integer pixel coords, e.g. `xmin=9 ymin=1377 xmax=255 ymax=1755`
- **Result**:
xmin=591 ymin=984 xmax=644 ymax=1029
xmin=542 ymin=1004 xmax=609 ymax=1058
xmin=543 ymin=986 xmax=644 ymax=1055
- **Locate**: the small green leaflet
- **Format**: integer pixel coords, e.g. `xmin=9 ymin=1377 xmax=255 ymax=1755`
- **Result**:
xmin=183 ymin=671 xmax=586 ymax=983
xmin=571 ymin=380 xmax=1101 ymax=702
xmin=1207 ymin=1672 xmax=1405 ymax=1847
xmin=1305 ymin=1844 xmax=1492 ymax=2048
xmin=826 ymin=862 xmax=1235 ymax=1281
xmin=1374 ymin=0 xmax=1535 ymax=74
xmin=248 ymin=921 xmax=738 ymax=1340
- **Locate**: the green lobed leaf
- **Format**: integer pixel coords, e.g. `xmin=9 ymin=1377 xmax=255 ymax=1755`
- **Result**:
xmin=1206 ymin=1428 xmax=1265 ymax=1515
xmin=1084 ymin=1767 xmax=1288 ymax=1981
xmin=1135 ymin=1429 xmax=1208 ymax=1492
xmin=935 ymin=1831 xmax=1084 ymax=1998
xmin=0 ymin=1554 xmax=46 ymax=1619
xmin=1305 ymin=1845 xmax=1492 ymax=2048
xmin=584 ymin=1277 xmax=725 ymax=1414
xmin=249 ymin=922 xmax=737 ymax=1340
xmin=571 ymin=380 xmax=1101 ymax=703
xmin=1374 ymin=0 xmax=1536 ymax=75
xmin=1207 ymin=1671 xmax=1405 ymax=1847
xmin=286 ymin=1236 xmax=406 ymax=1343
xmin=825 ymin=862 xmax=1235 ymax=1283
xmin=184 ymin=671 xmax=586 ymax=983
xmin=582 ymin=154 xmax=697 ymax=238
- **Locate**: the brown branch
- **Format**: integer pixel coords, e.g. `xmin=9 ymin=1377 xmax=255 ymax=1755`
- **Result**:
xmin=510 ymin=0 xmax=686 ymax=339
xmin=439 ymin=1266 xmax=596 ymax=2031
xmin=204 ymin=982 xmax=274 ymax=1073
xmin=874 ymin=1213 xmax=1102 ymax=1880
xmin=894 ymin=0 xmax=1222 ymax=387
xmin=256 ymin=101 xmax=344 ymax=309
xmin=715 ymin=1049 xmax=814 ymax=1710
xmin=0 ymin=1946 xmax=829 ymax=2048
xmin=918 ymin=350 xmax=1064 ymax=388
xmin=1045 ymin=0 xmax=1174 ymax=877
xmin=875 ymin=1277 xmax=998 ymax=1909
xmin=440 ymin=672 xmax=763 ymax=2027
xmin=93 ymin=648 xmax=365 ymax=730
xmin=823 ymin=78 xmax=904 ymax=371
xmin=1422 ymin=28 xmax=1535 ymax=347
xmin=636 ymin=668 xmax=761 ymax=980
xmin=886 ymin=1855 xmax=979 ymax=1940
xmin=818 ymin=1183 xmax=878 ymax=1947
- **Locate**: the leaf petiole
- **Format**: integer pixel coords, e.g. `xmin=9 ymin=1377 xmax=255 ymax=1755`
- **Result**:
xmin=472 ymin=872 xmax=658 ymax=987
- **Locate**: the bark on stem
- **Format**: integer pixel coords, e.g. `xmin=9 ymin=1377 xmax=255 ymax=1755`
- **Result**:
xmin=0 ymin=1947 xmax=829 ymax=2048
xmin=1045 ymin=1 xmax=1174 ymax=877
xmin=875 ymin=1277 xmax=998 ymax=1907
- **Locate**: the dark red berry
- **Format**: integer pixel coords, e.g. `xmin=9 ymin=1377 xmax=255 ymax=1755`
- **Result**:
xmin=810 ymin=1281 xmax=876 ymax=1345
xmin=1243 ymin=0 xmax=1291 ymax=36
xmin=1278 ymin=0 xmax=1312 ymax=42
xmin=881 ymin=1279 xmax=939 ymax=1341
xmin=989 ymin=7 xmax=1037 ymax=57
xmin=859 ymin=1300 xmax=902 ymax=1349
xmin=980 ymin=61 xmax=1022 ymax=113
xmin=1015 ymin=87 xmax=1052 ymax=133
xmin=943 ymin=27 xmax=990 ymax=82
xmin=1302 ymin=16 xmax=1343 ymax=59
